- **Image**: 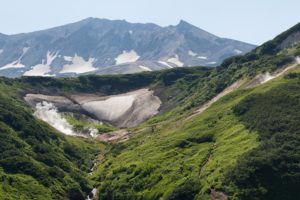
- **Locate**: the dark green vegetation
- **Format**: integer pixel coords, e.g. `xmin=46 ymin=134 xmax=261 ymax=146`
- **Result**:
xmin=0 ymin=82 xmax=105 ymax=199
xmin=0 ymin=23 xmax=300 ymax=200
xmin=226 ymin=76 xmax=300 ymax=200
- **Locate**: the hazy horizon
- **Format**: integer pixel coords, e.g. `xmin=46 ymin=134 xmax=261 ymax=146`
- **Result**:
xmin=1 ymin=0 xmax=300 ymax=45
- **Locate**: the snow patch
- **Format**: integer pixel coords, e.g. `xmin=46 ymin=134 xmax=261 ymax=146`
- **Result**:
xmin=158 ymin=61 xmax=173 ymax=68
xmin=63 ymin=56 xmax=73 ymax=62
xmin=0 ymin=60 xmax=25 ymax=70
xmin=77 ymin=89 xmax=161 ymax=127
xmin=24 ymin=64 xmax=52 ymax=76
xmin=198 ymin=56 xmax=207 ymax=60
xmin=139 ymin=65 xmax=152 ymax=71
xmin=82 ymin=95 xmax=137 ymax=122
xmin=60 ymin=54 xmax=97 ymax=74
xmin=115 ymin=50 xmax=140 ymax=65
xmin=167 ymin=55 xmax=184 ymax=67
xmin=0 ymin=49 xmax=3 ymax=55
xmin=234 ymin=49 xmax=243 ymax=54
xmin=207 ymin=61 xmax=217 ymax=65
xmin=129 ymin=30 xmax=133 ymax=34
xmin=24 ymin=51 xmax=58 ymax=76
xmin=188 ymin=50 xmax=197 ymax=57
xmin=22 ymin=47 xmax=30 ymax=55
xmin=0 ymin=47 xmax=30 ymax=70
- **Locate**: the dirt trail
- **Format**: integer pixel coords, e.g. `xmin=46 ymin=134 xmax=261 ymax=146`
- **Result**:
xmin=246 ymin=56 xmax=300 ymax=88
xmin=188 ymin=57 xmax=300 ymax=120
xmin=187 ymin=79 xmax=244 ymax=120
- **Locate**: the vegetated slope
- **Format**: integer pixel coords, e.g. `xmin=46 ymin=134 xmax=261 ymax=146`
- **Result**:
xmin=0 ymin=22 xmax=299 ymax=200
xmin=88 ymin=23 xmax=300 ymax=200
xmin=0 ymin=66 xmax=218 ymax=200
xmin=225 ymin=72 xmax=300 ymax=200
xmin=0 ymin=80 xmax=105 ymax=200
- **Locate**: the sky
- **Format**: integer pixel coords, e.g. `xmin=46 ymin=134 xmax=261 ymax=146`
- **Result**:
xmin=0 ymin=0 xmax=299 ymax=45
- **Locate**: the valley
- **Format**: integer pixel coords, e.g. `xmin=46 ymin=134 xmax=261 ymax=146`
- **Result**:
xmin=0 ymin=11 xmax=300 ymax=200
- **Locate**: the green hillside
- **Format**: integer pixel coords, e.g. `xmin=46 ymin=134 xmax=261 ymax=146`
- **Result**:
xmin=91 ymin=66 xmax=300 ymax=199
xmin=0 ymin=23 xmax=299 ymax=200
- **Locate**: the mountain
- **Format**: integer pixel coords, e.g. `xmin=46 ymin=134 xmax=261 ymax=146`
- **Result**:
xmin=0 ymin=22 xmax=300 ymax=200
xmin=0 ymin=18 xmax=256 ymax=77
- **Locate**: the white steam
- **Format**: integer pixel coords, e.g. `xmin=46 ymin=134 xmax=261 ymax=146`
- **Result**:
xmin=34 ymin=101 xmax=77 ymax=136
xmin=34 ymin=101 xmax=99 ymax=138
xmin=260 ymin=72 xmax=273 ymax=84
xmin=88 ymin=128 xmax=99 ymax=138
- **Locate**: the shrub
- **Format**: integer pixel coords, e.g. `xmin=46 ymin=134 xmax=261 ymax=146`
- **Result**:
xmin=166 ymin=179 xmax=200 ymax=200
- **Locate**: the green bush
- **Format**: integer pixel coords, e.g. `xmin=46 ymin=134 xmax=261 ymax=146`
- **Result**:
xmin=166 ymin=179 xmax=200 ymax=200
xmin=227 ymin=80 xmax=300 ymax=200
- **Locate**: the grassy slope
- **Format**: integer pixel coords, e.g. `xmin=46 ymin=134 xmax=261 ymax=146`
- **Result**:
xmin=225 ymin=68 xmax=300 ymax=200
xmin=93 ymin=64 xmax=300 ymax=199
xmin=91 ymin=81 xmax=253 ymax=199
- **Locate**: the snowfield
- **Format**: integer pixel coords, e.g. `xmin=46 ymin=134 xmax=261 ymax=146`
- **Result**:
xmin=24 ymin=51 xmax=58 ymax=76
xmin=188 ymin=50 xmax=197 ymax=56
xmin=139 ymin=65 xmax=152 ymax=71
xmin=207 ymin=61 xmax=217 ymax=65
xmin=74 ymin=89 xmax=161 ymax=127
xmin=25 ymin=88 xmax=161 ymax=128
xmin=0 ymin=60 xmax=25 ymax=70
xmin=60 ymin=54 xmax=97 ymax=74
xmin=0 ymin=47 xmax=29 ymax=70
xmin=167 ymin=55 xmax=184 ymax=67
xmin=158 ymin=61 xmax=173 ymax=68
xmin=82 ymin=95 xmax=136 ymax=122
xmin=115 ymin=50 xmax=140 ymax=65
xmin=198 ymin=56 xmax=207 ymax=60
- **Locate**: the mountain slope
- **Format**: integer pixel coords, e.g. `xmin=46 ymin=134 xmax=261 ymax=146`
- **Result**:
xmin=85 ymin=22 xmax=300 ymax=200
xmin=0 ymin=18 xmax=255 ymax=77
xmin=0 ymin=22 xmax=299 ymax=200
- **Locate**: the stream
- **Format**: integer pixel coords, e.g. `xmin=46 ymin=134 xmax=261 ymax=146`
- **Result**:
xmin=86 ymin=160 xmax=98 ymax=200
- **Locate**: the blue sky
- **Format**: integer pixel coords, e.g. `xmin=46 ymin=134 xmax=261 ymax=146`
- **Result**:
xmin=0 ymin=0 xmax=299 ymax=45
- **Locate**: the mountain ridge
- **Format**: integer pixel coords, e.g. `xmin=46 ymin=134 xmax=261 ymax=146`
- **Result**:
xmin=0 ymin=18 xmax=256 ymax=77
